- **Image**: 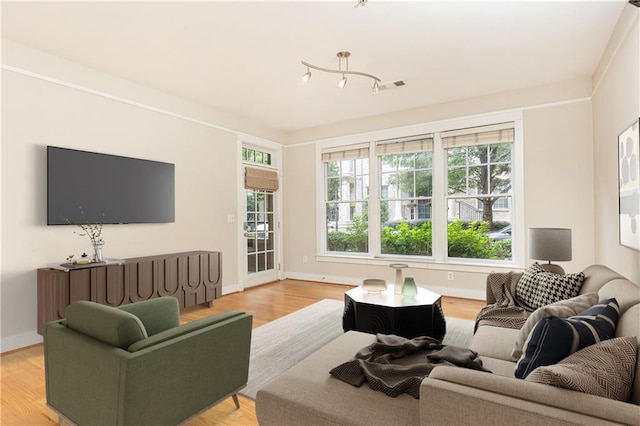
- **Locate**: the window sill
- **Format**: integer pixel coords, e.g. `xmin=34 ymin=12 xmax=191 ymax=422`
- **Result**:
xmin=315 ymin=254 xmax=524 ymax=274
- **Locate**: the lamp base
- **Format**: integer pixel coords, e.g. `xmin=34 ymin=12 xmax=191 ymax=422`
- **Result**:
xmin=539 ymin=262 xmax=565 ymax=275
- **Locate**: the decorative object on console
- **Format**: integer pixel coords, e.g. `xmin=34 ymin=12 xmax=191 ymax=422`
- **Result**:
xmin=66 ymin=207 xmax=105 ymax=263
xmin=617 ymin=117 xmax=639 ymax=251
xmin=528 ymin=227 xmax=572 ymax=274
xmin=92 ymin=240 xmax=105 ymax=262
xmin=389 ymin=263 xmax=409 ymax=295
xmin=362 ymin=278 xmax=387 ymax=293
xmin=401 ymin=277 xmax=418 ymax=298
xmin=301 ymin=51 xmax=381 ymax=93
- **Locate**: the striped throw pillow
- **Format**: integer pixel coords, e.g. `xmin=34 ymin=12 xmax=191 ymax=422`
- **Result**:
xmin=515 ymin=298 xmax=620 ymax=379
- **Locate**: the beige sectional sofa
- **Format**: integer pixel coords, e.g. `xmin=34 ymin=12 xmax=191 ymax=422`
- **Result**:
xmin=256 ymin=265 xmax=640 ymax=425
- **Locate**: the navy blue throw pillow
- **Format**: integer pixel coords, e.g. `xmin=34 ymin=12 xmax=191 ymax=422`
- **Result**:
xmin=515 ymin=298 xmax=619 ymax=379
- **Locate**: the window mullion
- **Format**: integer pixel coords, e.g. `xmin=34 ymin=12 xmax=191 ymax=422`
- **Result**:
xmin=432 ymin=133 xmax=447 ymax=262
xmin=369 ymin=141 xmax=381 ymax=257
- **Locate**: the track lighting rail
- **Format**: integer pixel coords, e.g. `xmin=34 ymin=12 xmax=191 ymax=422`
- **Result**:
xmin=301 ymin=51 xmax=381 ymax=93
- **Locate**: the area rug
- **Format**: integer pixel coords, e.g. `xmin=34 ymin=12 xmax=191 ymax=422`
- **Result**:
xmin=240 ymin=298 xmax=475 ymax=400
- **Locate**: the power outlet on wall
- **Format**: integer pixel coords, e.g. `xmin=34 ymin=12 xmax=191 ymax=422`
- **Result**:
xmin=447 ymin=271 xmax=454 ymax=281
xmin=303 ymin=255 xmax=308 ymax=263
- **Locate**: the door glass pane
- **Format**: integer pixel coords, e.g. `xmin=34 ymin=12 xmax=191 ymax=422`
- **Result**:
xmin=246 ymin=188 xmax=276 ymax=276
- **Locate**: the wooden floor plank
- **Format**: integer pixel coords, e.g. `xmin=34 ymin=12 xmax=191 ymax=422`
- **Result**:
xmin=1 ymin=279 xmax=484 ymax=425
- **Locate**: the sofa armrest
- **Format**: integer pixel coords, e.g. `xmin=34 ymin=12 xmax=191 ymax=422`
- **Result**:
xmin=420 ymin=366 xmax=639 ymax=426
xmin=127 ymin=310 xmax=246 ymax=352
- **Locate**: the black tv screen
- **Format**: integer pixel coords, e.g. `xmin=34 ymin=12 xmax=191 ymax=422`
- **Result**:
xmin=47 ymin=146 xmax=175 ymax=225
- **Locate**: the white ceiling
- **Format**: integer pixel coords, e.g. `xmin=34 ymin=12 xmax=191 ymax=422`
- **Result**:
xmin=1 ymin=1 xmax=628 ymax=134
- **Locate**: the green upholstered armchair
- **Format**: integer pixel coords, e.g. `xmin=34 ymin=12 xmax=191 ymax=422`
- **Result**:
xmin=43 ymin=297 xmax=252 ymax=426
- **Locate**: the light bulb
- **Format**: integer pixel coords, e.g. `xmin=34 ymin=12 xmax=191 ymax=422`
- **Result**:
xmin=339 ymin=75 xmax=347 ymax=89
xmin=372 ymin=80 xmax=379 ymax=94
xmin=302 ymin=69 xmax=312 ymax=83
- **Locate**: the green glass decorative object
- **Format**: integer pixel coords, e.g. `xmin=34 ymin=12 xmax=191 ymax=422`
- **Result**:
xmin=401 ymin=277 xmax=418 ymax=298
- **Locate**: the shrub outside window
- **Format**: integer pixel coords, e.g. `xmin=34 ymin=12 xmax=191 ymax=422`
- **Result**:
xmin=378 ymin=137 xmax=434 ymax=256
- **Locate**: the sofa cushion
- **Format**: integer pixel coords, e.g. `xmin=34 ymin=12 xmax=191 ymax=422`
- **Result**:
xmin=525 ymin=336 xmax=637 ymax=402
xmin=118 ymin=296 xmax=180 ymax=336
xmin=65 ymin=301 xmax=148 ymax=349
xmin=514 ymin=298 xmax=620 ymax=379
xmin=515 ymin=263 xmax=585 ymax=310
xmin=470 ymin=326 xmax=520 ymax=362
xmin=510 ymin=292 xmax=599 ymax=361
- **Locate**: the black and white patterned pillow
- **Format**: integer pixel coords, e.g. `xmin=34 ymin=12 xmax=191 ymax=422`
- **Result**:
xmin=515 ymin=262 xmax=585 ymax=310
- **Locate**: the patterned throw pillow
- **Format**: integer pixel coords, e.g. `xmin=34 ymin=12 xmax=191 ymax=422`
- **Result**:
xmin=525 ymin=336 xmax=637 ymax=401
xmin=515 ymin=262 xmax=585 ymax=310
xmin=514 ymin=298 xmax=620 ymax=379
xmin=510 ymin=292 xmax=599 ymax=361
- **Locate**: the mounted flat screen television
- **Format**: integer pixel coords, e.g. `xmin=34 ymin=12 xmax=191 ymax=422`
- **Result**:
xmin=47 ymin=146 xmax=175 ymax=225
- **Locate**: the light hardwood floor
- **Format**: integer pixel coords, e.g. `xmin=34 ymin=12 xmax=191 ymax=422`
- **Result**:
xmin=1 ymin=279 xmax=485 ymax=425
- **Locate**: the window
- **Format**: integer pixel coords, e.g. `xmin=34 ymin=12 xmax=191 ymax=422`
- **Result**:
xmin=243 ymin=147 xmax=272 ymax=165
xmin=378 ymin=136 xmax=434 ymax=256
xmin=319 ymin=118 xmax=518 ymax=265
xmin=444 ymin=124 xmax=513 ymax=260
xmin=323 ymin=146 xmax=369 ymax=253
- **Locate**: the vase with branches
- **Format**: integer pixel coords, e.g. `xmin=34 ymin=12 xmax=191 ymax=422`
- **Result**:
xmin=66 ymin=208 xmax=105 ymax=262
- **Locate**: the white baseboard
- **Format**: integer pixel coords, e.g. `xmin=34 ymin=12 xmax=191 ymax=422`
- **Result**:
xmin=1 ymin=331 xmax=42 ymax=354
xmin=284 ymin=272 xmax=485 ymax=300
xmin=284 ymin=272 xmax=361 ymax=287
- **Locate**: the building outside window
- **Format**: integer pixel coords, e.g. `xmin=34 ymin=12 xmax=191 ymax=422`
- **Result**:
xmin=323 ymin=145 xmax=369 ymax=253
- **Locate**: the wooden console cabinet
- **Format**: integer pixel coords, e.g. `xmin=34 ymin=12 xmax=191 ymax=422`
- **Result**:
xmin=37 ymin=250 xmax=222 ymax=335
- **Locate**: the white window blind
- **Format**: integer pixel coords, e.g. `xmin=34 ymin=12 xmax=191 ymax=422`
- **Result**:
xmin=376 ymin=135 xmax=434 ymax=155
xmin=441 ymin=123 xmax=514 ymax=148
xmin=321 ymin=145 xmax=369 ymax=162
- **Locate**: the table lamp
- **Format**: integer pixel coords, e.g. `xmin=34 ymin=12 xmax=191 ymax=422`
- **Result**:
xmin=528 ymin=227 xmax=572 ymax=274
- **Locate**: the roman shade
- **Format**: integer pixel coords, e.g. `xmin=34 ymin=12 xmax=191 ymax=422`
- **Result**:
xmin=376 ymin=135 xmax=434 ymax=155
xmin=321 ymin=144 xmax=369 ymax=162
xmin=441 ymin=122 xmax=514 ymax=148
xmin=245 ymin=166 xmax=278 ymax=191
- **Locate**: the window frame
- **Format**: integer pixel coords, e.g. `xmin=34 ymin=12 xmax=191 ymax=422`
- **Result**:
xmin=315 ymin=111 xmax=524 ymax=271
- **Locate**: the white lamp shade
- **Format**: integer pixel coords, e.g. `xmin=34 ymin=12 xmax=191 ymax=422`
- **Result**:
xmin=529 ymin=228 xmax=572 ymax=262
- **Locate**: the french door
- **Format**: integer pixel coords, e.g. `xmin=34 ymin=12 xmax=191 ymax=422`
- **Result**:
xmin=244 ymin=188 xmax=278 ymax=286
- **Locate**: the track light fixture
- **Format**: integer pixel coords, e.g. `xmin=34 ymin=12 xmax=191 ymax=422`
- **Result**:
xmin=301 ymin=51 xmax=381 ymax=94
xmin=302 ymin=66 xmax=312 ymax=82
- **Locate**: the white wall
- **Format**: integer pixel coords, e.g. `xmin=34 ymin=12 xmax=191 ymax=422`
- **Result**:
xmin=0 ymin=41 xmax=281 ymax=352
xmin=592 ymin=5 xmax=640 ymax=283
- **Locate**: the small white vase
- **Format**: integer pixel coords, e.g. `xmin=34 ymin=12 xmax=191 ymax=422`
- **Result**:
xmin=92 ymin=241 xmax=105 ymax=262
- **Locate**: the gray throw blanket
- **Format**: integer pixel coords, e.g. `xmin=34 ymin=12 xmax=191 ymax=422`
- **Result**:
xmin=329 ymin=334 xmax=490 ymax=399
xmin=474 ymin=271 xmax=532 ymax=332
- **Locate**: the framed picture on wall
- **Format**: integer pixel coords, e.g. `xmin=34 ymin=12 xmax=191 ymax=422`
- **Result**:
xmin=618 ymin=117 xmax=640 ymax=251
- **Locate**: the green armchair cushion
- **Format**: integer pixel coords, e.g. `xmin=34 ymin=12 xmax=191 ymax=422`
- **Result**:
xmin=65 ymin=301 xmax=148 ymax=349
xmin=118 ymin=296 xmax=180 ymax=336
xmin=127 ymin=311 xmax=245 ymax=352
